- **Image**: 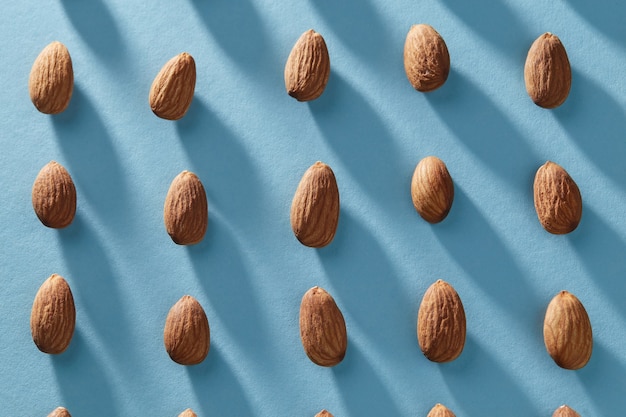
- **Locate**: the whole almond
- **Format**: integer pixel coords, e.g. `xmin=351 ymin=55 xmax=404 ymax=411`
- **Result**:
xmin=48 ymin=407 xmax=72 ymax=417
xmin=544 ymin=291 xmax=592 ymax=370
xmin=411 ymin=156 xmax=454 ymax=223
xmin=32 ymin=161 xmax=77 ymax=229
xmin=417 ymin=280 xmax=466 ymax=362
xmin=164 ymin=170 xmax=208 ymax=245
xmin=534 ymin=161 xmax=582 ymax=234
xmin=404 ymin=24 xmax=450 ymax=92
xmin=290 ymin=162 xmax=340 ymax=248
xmin=300 ymin=286 xmax=347 ymax=367
xmin=427 ymin=404 xmax=456 ymax=417
xmin=164 ymin=295 xmax=210 ymax=365
xmin=150 ymin=52 xmax=196 ymax=120
xmin=29 ymin=41 xmax=73 ymax=114
xmin=284 ymin=30 xmax=330 ymax=102
xmin=524 ymin=33 xmax=571 ymax=108
xmin=553 ymin=405 xmax=581 ymax=417
xmin=31 ymin=274 xmax=76 ymax=354
xmin=178 ymin=409 xmax=197 ymax=417
xmin=315 ymin=410 xmax=333 ymax=417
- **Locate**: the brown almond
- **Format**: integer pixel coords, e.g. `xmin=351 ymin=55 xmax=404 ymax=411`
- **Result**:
xmin=417 ymin=280 xmax=466 ymax=362
xmin=411 ymin=156 xmax=454 ymax=223
xmin=290 ymin=162 xmax=340 ymax=248
xmin=524 ymin=33 xmax=571 ymax=108
xmin=178 ymin=409 xmax=197 ymax=417
xmin=300 ymin=286 xmax=347 ymax=367
xmin=404 ymin=24 xmax=450 ymax=92
xmin=164 ymin=170 xmax=208 ymax=245
xmin=32 ymin=161 xmax=77 ymax=229
xmin=553 ymin=405 xmax=581 ymax=417
xmin=150 ymin=52 xmax=196 ymax=120
xmin=427 ymin=404 xmax=456 ymax=417
xmin=31 ymin=274 xmax=76 ymax=354
xmin=164 ymin=295 xmax=210 ymax=365
xmin=48 ymin=407 xmax=72 ymax=417
xmin=284 ymin=30 xmax=330 ymax=101
xmin=544 ymin=290 xmax=592 ymax=370
xmin=315 ymin=410 xmax=334 ymax=417
xmin=29 ymin=41 xmax=74 ymax=114
xmin=534 ymin=161 xmax=582 ymax=234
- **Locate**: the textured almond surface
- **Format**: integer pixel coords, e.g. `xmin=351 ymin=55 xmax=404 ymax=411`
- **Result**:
xmin=427 ymin=404 xmax=456 ymax=417
xmin=284 ymin=29 xmax=330 ymax=101
xmin=544 ymin=291 xmax=592 ymax=370
xmin=164 ymin=170 xmax=208 ymax=245
xmin=31 ymin=274 xmax=76 ymax=354
xmin=178 ymin=408 xmax=198 ymax=417
xmin=404 ymin=24 xmax=450 ymax=92
xmin=150 ymin=52 xmax=196 ymax=120
xmin=417 ymin=280 xmax=466 ymax=362
xmin=29 ymin=41 xmax=73 ymax=114
xmin=315 ymin=410 xmax=334 ymax=417
xmin=290 ymin=162 xmax=340 ymax=248
xmin=32 ymin=161 xmax=77 ymax=229
xmin=553 ymin=405 xmax=581 ymax=417
xmin=47 ymin=407 xmax=72 ymax=417
xmin=534 ymin=161 xmax=582 ymax=234
xmin=524 ymin=33 xmax=571 ymax=108
xmin=300 ymin=286 xmax=347 ymax=367
xmin=164 ymin=295 xmax=210 ymax=365
xmin=411 ymin=156 xmax=454 ymax=223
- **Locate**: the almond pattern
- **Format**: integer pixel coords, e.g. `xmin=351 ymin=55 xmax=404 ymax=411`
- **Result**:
xmin=417 ymin=280 xmax=466 ymax=362
xmin=48 ymin=407 xmax=72 ymax=417
xmin=524 ymin=33 xmax=571 ymax=108
xmin=150 ymin=52 xmax=196 ymax=120
xmin=164 ymin=170 xmax=208 ymax=245
xmin=32 ymin=161 xmax=77 ymax=229
xmin=404 ymin=24 xmax=450 ymax=92
xmin=284 ymin=29 xmax=331 ymax=101
xmin=178 ymin=409 xmax=198 ymax=417
xmin=553 ymin=405 xmax=581 ymax=417
xmin=164 ymin=295 xmax=210 ymax=365
xmin=533 ymin=161 xmax=582 ymax=234
xmin=411 ymin=156 xmax=454 ymax=223
xmin=300 ymin=286 xmax=347 ymax=367
xmin=29 ymin=41 xmax=74 ymax=114
xmin=427 ymin=404 xmax=456 ymax=417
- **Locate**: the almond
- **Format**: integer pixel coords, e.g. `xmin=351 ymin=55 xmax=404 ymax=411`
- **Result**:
xmin=30 ymin=274 xmax=76 ymax=354
xmin=427 ymin=404 xmax=456 ymax=417
xmin=404 ymin=24 xmax=450 ymax=92
xmin=411 ymin=156 xmax=454 ymax=223
xmin=149 ymin=52 xmax=196 ymax=120
xmin=544 ymin=290 xmax=592 ymax=370
xmin=32 ymin=161 xmax=77 ymax=229
xmin=178 ymin=409 xmax=197 ymax=417
xmin=300 ymin=286 xmax=347 ymax=367
xmin=417 ymin=280 xmax=466 ymax=362
xmin=534 ymin=161 xmax=582 ymax=234
xmin=284 ymin=30 xmax=330 ymax=102
xmin=315 ymin=410 xmax=333 ymax=417
xmin=48 ymin=407 xmax=71 ymax=417
xmin=290 ymin=162 xmax=340 ymax=248
xmin=164 ymin=170 xmax=208 ymax=245
xmin=29 ymin=41 xmax=73 ymax=114
xmin=524 ymin=33 xmax=571 ymax=108
xmin=164 ymin=295 xmax=210 ymax=365
xmin=553 ymin=405 xmax=581 ymax=417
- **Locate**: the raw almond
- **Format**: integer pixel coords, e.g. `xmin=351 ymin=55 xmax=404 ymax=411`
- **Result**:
xmin=150 ymin=52 xmax=196 ymax=120
xmin=404 ymin=24 xmax=450 ymax=92
xmin=411 ymin=156 xmax=454 ymax=223
xmin=178 ymin=409 xmax=197 ymax=417
xmin=544 ymin=290 xmax=592 ymax=370
xmin=427 ymin=404 xmax=456 ymax=417
xmin=284 ymin=29 xmax=330 ymax=101
xmin=290 ymin=162 xmax=339 ymax=248
xmin=164 ymin=295 xmax=210 ymax=365
xmin=29 ymin=41 xmax=74 ymax=114
xmin=48 ymin=407 xmax=71 ymax=417
xmin=32 ymin=161 xmax=77 ymax=229
xmin=534 ymin=161 xmax=582 ymax=234
xmin=553 ymin=405 xmax=581 ymax=417
xmin=417 ymin=280 xmax=466 ymax=362
xmin=315 ymin=410 xmax=333 ymax=417
xmin=300 ymin=286 xmax=347 ymax=367
xmin=30 ymin=274 xmax=76 ymax=354
xmin=164 ymin=170 xmax=208 ymax=245
xmin=524 ymin=33 xmax=571 ymax=108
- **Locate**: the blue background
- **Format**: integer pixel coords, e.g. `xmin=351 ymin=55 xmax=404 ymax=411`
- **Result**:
xmin=1 ymin=0 xmax=625 ymax=416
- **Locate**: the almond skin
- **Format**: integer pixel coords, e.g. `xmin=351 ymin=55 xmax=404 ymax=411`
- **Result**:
xmin=553 ymin=405 xmax=581 ymax=417
xmin=411 ymin=156 xmax=454 ymax=223
xmin=290 ymin=162 xmax=340 ymax=248
xmin=315 ymin=410 xmax=334 ymax=417
xmin=427 ymin=404 xmax=456 ymax=417
xmin=164 ymin=170 xmax=208 ymax=245
xmin=48 ymin=407 xmax=72 ymax=417
xmin=534 ymin=161 xmax=582 ymax=234
xmin=31 ymin=274 xmax=76 ymax=354
xmin=417 ymin=280 xmax=466 ymax=362
xmin=284 ymin=29 xmax=330 ymax=101
xmin=164 ymin=295 xmax=210 ymax=365
xmin=32 ymin=161 xmax=77 ymax=229
xmin=150 ymin=52 xmax=196 ymax=120
xmin=524 ymin=33 xmax=571 ymax=108
xmin=29 ymin=41 xmax=74 ymax=114
xmin=300 ymin=286 xmax=347 ymax=367
xmin=544 ymin=290 xmax=592 ymax=370
xmin=178 ymin=409 xmax=197 ymax=417
xmin=404 ymin=24 xmax=450 ymax=92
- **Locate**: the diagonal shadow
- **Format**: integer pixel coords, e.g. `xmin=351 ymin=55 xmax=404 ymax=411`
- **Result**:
xmin=565 ymin=0 xmax=626 ymax=48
